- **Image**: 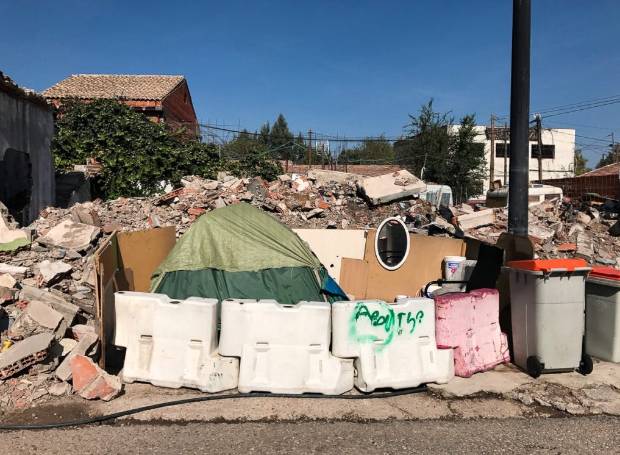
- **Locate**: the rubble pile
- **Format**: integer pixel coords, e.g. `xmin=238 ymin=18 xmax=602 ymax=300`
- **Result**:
xmin=463 ymin=197 xmax=620 ymax=265
xmin=0 ymin=170 xmax=439 ymax=410
xmin=2 ymin=168 xmax=620 ymax=410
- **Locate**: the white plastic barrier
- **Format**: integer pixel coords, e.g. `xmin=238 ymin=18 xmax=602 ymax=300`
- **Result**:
xmin=219 ymin=299 xmax=354 ymax=394
xmin=114 ymin=292 xmax=239 ymax=392
xmin=332 ymin=298 xmax=454 ymax=392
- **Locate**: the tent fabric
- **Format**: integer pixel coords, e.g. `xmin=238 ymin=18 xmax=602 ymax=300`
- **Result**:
xmin=151 ymin=203 xmax=322 ymax=290
xmin=154 ymin=266 xmax=325 ymax=305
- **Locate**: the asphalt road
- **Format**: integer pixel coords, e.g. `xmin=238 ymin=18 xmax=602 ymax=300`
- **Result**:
xmin=1 ymin=417 xmax=618 ymax=454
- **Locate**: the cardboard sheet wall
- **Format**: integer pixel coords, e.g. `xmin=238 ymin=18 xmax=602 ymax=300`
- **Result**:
xmin=339 ymin=230 xmax=472 ymax=301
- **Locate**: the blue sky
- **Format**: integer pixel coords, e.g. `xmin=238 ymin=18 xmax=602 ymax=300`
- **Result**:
xmin=2 ymin=1 xmax=619 ymax=165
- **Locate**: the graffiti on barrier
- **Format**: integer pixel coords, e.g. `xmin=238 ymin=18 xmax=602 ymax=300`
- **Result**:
xmin=349 ymin=301 xmax=424 ymax=349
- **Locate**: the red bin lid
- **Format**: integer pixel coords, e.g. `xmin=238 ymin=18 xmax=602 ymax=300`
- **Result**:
xmin=590 ymin=266 xmax=620 ymax=281
xmin=507 ymin=258 xmax=589 ymax=273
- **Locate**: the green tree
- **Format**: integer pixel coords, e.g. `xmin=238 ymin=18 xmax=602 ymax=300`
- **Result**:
xmin=446 ymin=115 xmax=487 ymax=202
xmin=573 ymin=149 xmax=590 ymax=175
xmin=259 ymin=122 xmax=271 ymax=147
xmin=596 ymin=145 xmax=619 ymax=168
xmin=339 ymin=136 xmax=394 ymax=164
xmin=396 ymin=100 xmax=486 ymax=203
xmin=396 ymin=99 xmax=451 ymax=181
xmin=270 ymin=114 xmax=294 ymax=161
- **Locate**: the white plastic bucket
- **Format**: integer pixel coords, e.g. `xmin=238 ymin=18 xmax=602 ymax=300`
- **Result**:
xmin=443 ymin=256 xmax=466 ymax=281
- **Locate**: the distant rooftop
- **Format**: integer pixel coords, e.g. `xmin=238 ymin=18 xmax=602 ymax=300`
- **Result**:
xmin=43 ymin=74 xmax=185 ymax=101
xmin=578 ymin=162 xmax=620 ymax=178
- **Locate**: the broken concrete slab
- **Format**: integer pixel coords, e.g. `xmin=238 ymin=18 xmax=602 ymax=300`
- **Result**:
xmin=25 ymin=300 xmax=64 ymax=331
xmin=358 ymin=170 xmax=426 ymax=205
xmin=528 ymin=224 xmax=556 ymax=243
xmin=36 ymin=260 xmax=73 ymax=285
xmin=55 ymin=332 xmax=99 ymax=381
xmin=576 ymin=231 xmax=594 ymax=262
xmin=71 ymin=324 xmax=96 ymax=341
xmin=59 ymin=338 xmax=78 ymax=356
xmin=70 ymin=355 xmax=121 ymax=401
xmin=308 ymin=169 xmax=359 ymax=185
xmin=0 ymin=332 xmax=54 ymax=379
xmin=71 ymin=205 xmax=101 ymax=227
xmin=457 ymin=209 xmax=496 ymax=230
xmin=48 ymin=381 xmax=72 ymax=397
xmin=0 ymin=273 xmax=17 ymax=288
xmin=0 ymin=263 xmax=28 ymax=276
xmin=37 ymin=219 xmax=101 ymax=252
xmin=19 ymin=285 xmax=79 ymax=326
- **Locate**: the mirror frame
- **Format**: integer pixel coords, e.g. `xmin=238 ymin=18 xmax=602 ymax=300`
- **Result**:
xmin=374 ymin=217 xmax=410 ymax=271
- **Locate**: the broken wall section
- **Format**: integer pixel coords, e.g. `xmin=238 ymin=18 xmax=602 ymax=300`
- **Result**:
xmin=0 ymin=76 xmax=55 ymax=226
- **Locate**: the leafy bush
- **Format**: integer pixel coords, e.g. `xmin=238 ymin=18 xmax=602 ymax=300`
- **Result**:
xmin=52 ymin=99 xmax=280 ymax=198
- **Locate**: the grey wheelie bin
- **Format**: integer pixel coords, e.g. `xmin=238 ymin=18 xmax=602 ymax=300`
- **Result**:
xmin=505 ymin=258 xmax=592 ymax=378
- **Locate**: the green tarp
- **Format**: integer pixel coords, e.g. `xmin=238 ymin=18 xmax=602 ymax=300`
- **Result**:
xmin=155 ymin=266 xmax=324 ymax=304
xmin=151 ymin=203 xmax=346 ymax=305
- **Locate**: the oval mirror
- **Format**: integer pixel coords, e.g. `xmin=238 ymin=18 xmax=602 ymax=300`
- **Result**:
xmin=375 ymin=217 xmax=410 ymax=271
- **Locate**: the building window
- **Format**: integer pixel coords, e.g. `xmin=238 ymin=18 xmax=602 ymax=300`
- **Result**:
xmin=530 ymin=144 xmax=555 ymax=159
xmin=495 ymin=143 xmax=510 ymax=158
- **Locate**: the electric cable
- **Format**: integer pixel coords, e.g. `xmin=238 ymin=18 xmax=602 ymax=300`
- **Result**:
xmin=0 ymin=386 xmax=427 ymax=431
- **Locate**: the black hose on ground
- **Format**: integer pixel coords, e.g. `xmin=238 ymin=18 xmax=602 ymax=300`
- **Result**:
xmin=0 ymin=385 xmax=427 ymax=431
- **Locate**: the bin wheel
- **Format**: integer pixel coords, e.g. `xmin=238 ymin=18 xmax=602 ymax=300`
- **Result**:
xmin=578 ymin=354 xmax=593 ymax=376
xmin=526 ymin=356 xmax=543 ymax=378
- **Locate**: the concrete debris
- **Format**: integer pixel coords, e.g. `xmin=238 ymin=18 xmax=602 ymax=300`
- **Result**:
xmin=0 ymin=332 xmax=54 ymax=379
xmin=37 ymin=219 xmax=101 ymax=252
xmin=357 ymin=170 xmax=426 ymax=205
xmin=36 ymin=260 xmax=72 ymax=285
xmin=457 ymin=209 xmax=495 ymax=230
xmin=48 ymin=380 xmax=72 ymax=397
xmin=0 ymin=273 xmax=17 ymax=288
xmin=55 ymin=331 xmax=99 ymax=382
xmin=0 ymin=263 xmax=28 ymax=276
xmin=70 ymin=354 xmax=121 ymax=401
xmin=59 ymin=338 xmax=78 ymax=356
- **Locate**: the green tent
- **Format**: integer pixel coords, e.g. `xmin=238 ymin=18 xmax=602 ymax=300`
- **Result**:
xmin=151 ymin=203 xmax=348 ymax=305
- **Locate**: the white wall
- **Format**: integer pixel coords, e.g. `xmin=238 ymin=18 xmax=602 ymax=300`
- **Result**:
xmin=451 ymin=126 xmax=576 ymax=193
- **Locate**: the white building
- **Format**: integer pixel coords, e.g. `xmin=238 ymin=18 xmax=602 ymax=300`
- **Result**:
xmin=462 ymin=125 xmax=576 ymax=193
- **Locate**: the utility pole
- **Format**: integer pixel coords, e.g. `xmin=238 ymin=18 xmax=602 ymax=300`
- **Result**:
xmin=611 ymin=132 xmax=616 ymax=162
xmin=503 ymin=122 xmax=509 ymax=186
xmin=307 ymin=129 xmax=313 ymax=169
xmin=508 ymin=0 xmax=531 ymax=236
xmin=535 ymin=114 xmax=543 ymax=181
xmin=489 ymin=114 xmax=496 ymax=188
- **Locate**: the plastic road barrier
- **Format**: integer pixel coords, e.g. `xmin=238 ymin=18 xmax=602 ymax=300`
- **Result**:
xmin=585 ymin=267 xmax=620 ymax=362
xmin=332 ymin=298 xmax=454 ymax=392
xmin=218 ymin=299 xmax=354 ymax=394
xmin=505 ymin=259 xmax=593 ymax=377
xmin=434 ymin=289 xmax=509 ymax=377
xmin=114 ymin=292 xmax=239 ymax=392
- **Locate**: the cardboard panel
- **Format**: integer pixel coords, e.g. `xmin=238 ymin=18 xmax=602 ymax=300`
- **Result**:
xmin=293 ymin=229 xmax=367 ymax=283
xmin=339 ymin=258 xmax=369 ymax=300
xmin=94 ymin=227 xmax=176 ymax=370
xmin=363 ymin=230 xmax=466 ymax=302
xmin=117 ymin=227 xmax=176 ymax=292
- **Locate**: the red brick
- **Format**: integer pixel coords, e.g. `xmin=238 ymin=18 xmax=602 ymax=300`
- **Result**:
xmin=557 ymin=242 xmax=577 ymax=252
xmin=70 ymin=355 xmax=121 ymax=401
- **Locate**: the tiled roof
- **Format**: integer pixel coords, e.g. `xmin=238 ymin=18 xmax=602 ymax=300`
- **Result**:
xmin=578 ymin=162 xmax=620 ymax=178
xmin=43 ymin=74 xmax=185 ymax=101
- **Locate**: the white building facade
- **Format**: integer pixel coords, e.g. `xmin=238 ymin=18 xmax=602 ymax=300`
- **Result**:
xmin=463 ymin=126 xmax=576 ymax=193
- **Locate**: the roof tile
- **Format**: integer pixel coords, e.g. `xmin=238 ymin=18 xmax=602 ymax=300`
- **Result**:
xmin=43 ymin=74 xmax=185 ymax=101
